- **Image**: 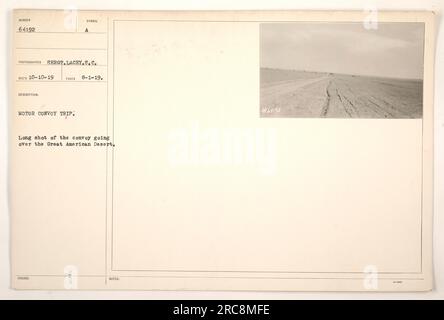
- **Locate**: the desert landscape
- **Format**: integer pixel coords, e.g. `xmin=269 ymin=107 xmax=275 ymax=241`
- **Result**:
xmin=260 ymin=68 xmax=423 ymax=118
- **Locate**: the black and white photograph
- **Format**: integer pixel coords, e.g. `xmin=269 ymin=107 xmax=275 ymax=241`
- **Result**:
xmin=260 ymin=23 xmax=424 ymax=118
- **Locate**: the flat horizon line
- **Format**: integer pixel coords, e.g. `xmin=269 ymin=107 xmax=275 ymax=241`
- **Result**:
xmin=260 ymin=67 xmax=423 ymax=81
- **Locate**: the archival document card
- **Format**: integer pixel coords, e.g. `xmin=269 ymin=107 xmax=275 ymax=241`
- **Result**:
xmin=10 ymin=10 xmax=435 ymax=291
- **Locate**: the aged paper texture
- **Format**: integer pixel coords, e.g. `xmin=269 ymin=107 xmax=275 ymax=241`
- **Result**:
xmin=10 ymin=10 xmax=434 ymax=291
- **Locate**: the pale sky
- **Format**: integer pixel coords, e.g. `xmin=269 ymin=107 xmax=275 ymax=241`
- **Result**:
xmin=260 ymin=23 xmax=424 ymax=79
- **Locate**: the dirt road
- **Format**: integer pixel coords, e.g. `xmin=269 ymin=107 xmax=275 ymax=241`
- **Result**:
xmin=260 ymin=69 xmax=423 ymax=118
